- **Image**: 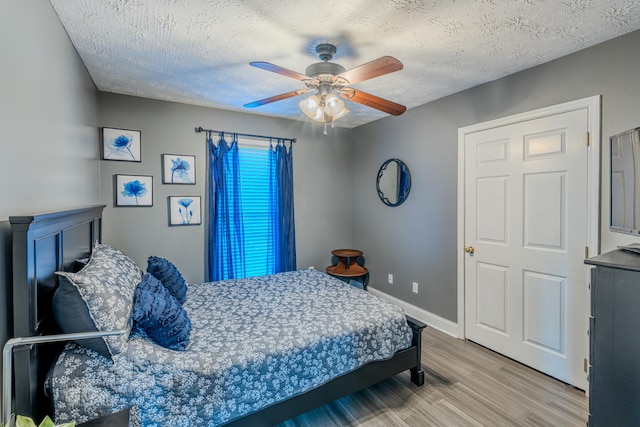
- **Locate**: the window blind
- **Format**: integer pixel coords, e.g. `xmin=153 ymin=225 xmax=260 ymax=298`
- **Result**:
xmin=238 ymin=145 xmax=277 ymax=277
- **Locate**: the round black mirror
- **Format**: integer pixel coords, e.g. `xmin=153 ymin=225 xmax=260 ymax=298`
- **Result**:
xmin=376 ymin=158 xmax=411 ymax=207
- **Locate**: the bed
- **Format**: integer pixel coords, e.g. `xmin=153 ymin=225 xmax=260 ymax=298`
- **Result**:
xmin=10 ymin=205 xmax=426 ymax=426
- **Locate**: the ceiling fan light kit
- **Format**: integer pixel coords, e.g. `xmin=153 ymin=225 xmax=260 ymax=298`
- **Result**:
xmin=299 ymin=93 xmax=349 ymax=121
xmin=244 ymin=43 xmax=406 ymax=130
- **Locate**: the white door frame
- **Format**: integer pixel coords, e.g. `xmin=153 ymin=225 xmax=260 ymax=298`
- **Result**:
xmin=456 ymin=95 xmax=601 ymax=339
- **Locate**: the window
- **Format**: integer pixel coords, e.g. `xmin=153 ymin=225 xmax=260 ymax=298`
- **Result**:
xmin=237 ymin=145 xmax=277 ymax=277
xmin=207 ymin=133 xmax=296 ymax=281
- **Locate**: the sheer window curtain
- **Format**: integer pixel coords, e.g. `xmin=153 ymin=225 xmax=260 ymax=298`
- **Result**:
xmin=207 ymin=133 xmax=296 ymax=281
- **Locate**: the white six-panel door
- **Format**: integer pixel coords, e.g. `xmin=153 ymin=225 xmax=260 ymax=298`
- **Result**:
xmin=463 ymin=108 xmax=588 ymax=388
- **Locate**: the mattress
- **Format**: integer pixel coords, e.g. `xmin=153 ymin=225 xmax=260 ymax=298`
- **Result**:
xmin=52 ymin=269 xmax=413 ymax=426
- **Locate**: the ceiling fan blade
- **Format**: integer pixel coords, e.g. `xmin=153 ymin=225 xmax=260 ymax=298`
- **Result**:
xmin=249 ymin=61 xmax=310 ymax=81
xmin=333 ymin=56 xmax=403 ymax=85
xmin=244 ymin=89 xmax=309 ymax=108
xmin=340 ymin=89 xmax=406 ymax=116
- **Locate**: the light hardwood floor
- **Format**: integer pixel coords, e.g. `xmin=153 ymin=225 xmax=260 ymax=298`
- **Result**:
xmin=279 ymin=327 xmax=588 ymax=427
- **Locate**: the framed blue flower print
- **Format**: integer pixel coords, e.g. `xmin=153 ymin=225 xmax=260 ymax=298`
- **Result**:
xmin=168 ymin=196 xmax=201 ymax=226
xmin=115 ymin=174 xmax=153 ymax=207
xmin=102 ymin=127 xmax=142 ymax=162
xmin=162 ymin=154 xmax=195 ymax=184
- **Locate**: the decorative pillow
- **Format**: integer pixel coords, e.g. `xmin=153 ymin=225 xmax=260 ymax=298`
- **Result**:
xmin=52 ymin=277 xmax=111 ymax=357
xmin=131 ymin=273 xmax=191 ymax=351
xmin=147 ymin=256 xmax=187 ymax=304
xmin=55 ymin=243 xmax=143 ymax=357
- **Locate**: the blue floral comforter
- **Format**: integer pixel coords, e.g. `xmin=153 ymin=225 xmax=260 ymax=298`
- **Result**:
xmin=52 ymin=269 xmax=413 ymax=426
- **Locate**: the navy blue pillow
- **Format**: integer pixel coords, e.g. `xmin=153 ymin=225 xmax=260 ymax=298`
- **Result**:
xmin=131 ymin=273 xmax=191 ymax=351
xmin=147 ymin=256 xmax=187 ymax=304
xmin=52 ymin=276 xmax=111 ymax=358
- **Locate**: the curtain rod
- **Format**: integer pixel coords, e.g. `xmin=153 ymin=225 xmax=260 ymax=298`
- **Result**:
xmin=194 ymin=127 xmax=296 ymax=143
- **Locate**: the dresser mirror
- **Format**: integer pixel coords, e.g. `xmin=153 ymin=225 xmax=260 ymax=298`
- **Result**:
xmin=376 ymin=158 xmax=411 ymax=207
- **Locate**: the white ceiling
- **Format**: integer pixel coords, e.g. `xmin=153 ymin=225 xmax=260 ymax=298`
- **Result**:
xmin=50 ymin=0 xmax=640 ymax=129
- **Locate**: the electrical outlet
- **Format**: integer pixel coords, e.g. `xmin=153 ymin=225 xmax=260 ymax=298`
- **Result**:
xmin=412 ymin=282 xmax=419 ymax=293
xmin=388 ymin=274 xmax=393 ymax=284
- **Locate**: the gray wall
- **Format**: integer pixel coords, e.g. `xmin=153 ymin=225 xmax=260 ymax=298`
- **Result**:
xmin=98 ymin=93 xmax=354 ymax=283
xmin=352 ymin=29 xmax=640 ymax=323
xmin=0 ymin=0 xmax=100 ymax=403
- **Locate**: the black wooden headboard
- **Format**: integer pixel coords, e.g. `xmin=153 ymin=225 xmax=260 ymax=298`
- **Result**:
xmin=9 ymin=205 xmax=105 ymax=420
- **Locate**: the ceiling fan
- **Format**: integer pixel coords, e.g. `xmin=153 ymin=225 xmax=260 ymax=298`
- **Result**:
xmin=244 ymin=43 xmax=406 ymax=125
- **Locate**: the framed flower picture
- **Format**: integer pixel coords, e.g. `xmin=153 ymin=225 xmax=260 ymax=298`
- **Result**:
xmin=168 ymin=196 xmax=201 ymax=226
xmin=102 ymin=127 xmax=142 ymax=162
xmin=162 ymin=154 xmax=195 ymax=184
xmin=114 ymin=174 xmax=153 ymax=207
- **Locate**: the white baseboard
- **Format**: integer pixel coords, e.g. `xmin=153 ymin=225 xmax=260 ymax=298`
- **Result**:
xmin=368 ymin=287 xmax=461 ymax=338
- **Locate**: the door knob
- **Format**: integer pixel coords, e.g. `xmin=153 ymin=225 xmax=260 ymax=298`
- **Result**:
xmin=465 ymin=246 xmax=475 ymax=254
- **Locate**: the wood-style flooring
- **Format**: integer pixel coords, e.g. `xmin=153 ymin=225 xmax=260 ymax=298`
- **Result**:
xmin=278 ymin=327 xmax=588 ymax=427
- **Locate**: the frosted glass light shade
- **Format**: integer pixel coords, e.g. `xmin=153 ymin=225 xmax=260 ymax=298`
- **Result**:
xmin=299 ymin=95 xmax=322 ymax=120
xmin=324 ymin=94 xmax=344 ymax=117
xmin=332 ymin=105 xmax=349 ymax=120
xmin=299 ymin=93 xmax=349 ymax=123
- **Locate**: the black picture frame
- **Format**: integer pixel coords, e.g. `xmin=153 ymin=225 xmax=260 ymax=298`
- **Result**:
xmin=114 ymin=174 xmax=153 ymax=207
xmin=102 ymin=127 xmax=142 ymax=162
xmin=162 ymin=153 xmax=196 ymax=184
xmin=168 ymin=196 xmax=201 ymax=226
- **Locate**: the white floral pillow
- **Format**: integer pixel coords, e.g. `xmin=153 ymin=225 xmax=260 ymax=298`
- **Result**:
xmin=56 ymin=243 xmax=143 ymax=356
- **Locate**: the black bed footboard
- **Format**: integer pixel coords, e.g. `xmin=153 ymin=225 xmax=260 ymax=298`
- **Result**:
xmin=406 ymin=315 xmax=427 ymax=386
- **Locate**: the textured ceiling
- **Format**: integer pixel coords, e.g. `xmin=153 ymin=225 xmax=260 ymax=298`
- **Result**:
xmin=50 ymin=0 xmax=640 ymax=128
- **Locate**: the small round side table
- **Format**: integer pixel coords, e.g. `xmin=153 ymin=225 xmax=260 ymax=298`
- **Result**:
xmin=326 ymin=249 xmax=369 ymax=290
